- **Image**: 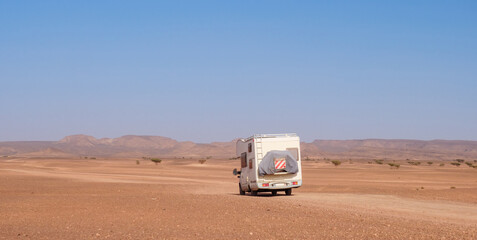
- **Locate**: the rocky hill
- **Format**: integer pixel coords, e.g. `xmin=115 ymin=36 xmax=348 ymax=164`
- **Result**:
xmin=1 ymin=135 xmax=476 ymax=160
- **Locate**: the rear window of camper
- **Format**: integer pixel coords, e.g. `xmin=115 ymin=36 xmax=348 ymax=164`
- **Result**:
xmin=287 ymin=148 xmax=299 ymax=161
xmin=241 ymin=152 xmax=247 ymax=168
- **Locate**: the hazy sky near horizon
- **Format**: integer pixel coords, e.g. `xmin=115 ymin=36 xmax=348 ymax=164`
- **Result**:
xmin=1 ymin=1 xmax=477 ymax=143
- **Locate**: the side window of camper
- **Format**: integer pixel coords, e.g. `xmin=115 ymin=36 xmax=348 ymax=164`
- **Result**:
xmin=241 ymin=152 xmax=247 ymax=168
xmin=287 ymin=148 xmax=299 ymax=161
xmin=248 ymin=143 xmax=252 ymax=153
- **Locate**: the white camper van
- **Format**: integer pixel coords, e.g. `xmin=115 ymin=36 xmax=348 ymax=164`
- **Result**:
xmin=234 ymin=133 xmax=302 ymax=196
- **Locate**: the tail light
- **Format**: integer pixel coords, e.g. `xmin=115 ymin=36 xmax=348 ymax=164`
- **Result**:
xmin=262 ymin=183 xmax=269 ymax=187
xmin=292 ymin=182 xmax=298 ymax=185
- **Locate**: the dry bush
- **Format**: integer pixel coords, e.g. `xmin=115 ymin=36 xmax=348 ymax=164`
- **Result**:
xmin=427 ymin=161 xmax=433 ymax=165
xmin=450 ymin=162 xmax=460 ymax=167
xmin=374 ymin=160 xmax=384 ymax=165
xmin=331 ymin=160 xmax=341 ymax=166
xmin=408 ymin=161 xmax=421 ymax=166
xmin=388 ymin=163 xmax=400 ymax=169
xmin=198 ymin=159 xmax=207 ymax=164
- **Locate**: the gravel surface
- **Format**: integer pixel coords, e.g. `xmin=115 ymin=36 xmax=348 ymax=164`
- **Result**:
xmin=1 ymin=158 xmax=476 ymax=239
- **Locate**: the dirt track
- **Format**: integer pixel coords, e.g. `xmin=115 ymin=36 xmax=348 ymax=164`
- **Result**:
xmin=1 ymin=158 xmax=477 ymax=239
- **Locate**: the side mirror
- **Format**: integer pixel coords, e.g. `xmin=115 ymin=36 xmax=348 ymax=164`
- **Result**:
xmin=233 ymin=168 xmax=241 ymax=175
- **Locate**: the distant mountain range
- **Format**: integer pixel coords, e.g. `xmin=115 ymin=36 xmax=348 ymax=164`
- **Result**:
xmin=1 ymin=135 xmax=477 ymax=161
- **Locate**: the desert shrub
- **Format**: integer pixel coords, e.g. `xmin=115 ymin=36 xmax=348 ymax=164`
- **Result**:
xmin=455 ymin=159 xmax=465 ymax=163
xmin=331 ymin=160 xmax=341 ymax=166
xmin=450 ymin=186 xmax=456 ymax=189
xmin=450 ymin=162 xmax=460 ymax=167
xmin=408 ymin=161 xmax=421 ymax=166
xmin=427 ymin=161 xmax=433 ymax=165
xmin=206 ymin=156 xmax=212 ymax=160
xmin=90 ymin=157 xmax=96 ymax=159
xmin=474 ymin=160 xmax=477 ymax=163
xmin=388 ymin=163 xmax=400 ymax=169
xmin=374 ymin=160 xmax=384 ymax=165
xmin=150 ymin=158 xmax=162 ymax=165
xmin=198 ymin=159 xmax=207 ymax=164
xmin=465 ymin=162 xmax=473 ymax=167
xmin=84 ymin=157 xmax=88 ymax=159
xmin=439 ymin=163 xmax=445 ymax=167
xmin=136 ymin=160 xmax=140 ymax=165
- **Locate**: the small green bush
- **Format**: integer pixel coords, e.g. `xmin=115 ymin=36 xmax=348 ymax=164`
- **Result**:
xmin=408 ymin=161 xmax=421 ymax=166
xmin=465 ymin=162 xmax=473 ymax=167
xmin=331 ymin=160 xmax=341 ymax=166
xmin=151 ymin=158 xmax=162 ymax=165
xmin=427 ymin=161 xmax=433 ymax=165
xmin=439 ymin=163 xmax=445 ymax=167
xmin=374 ymin=160 xmax=384 ymax=165
xmin=455 ymin=159 xmax=465 ymax=163
xmin=450 ymin=162 xmax=460 ymax=167
xmin=388 ymin=163 xmax=400 ymax=169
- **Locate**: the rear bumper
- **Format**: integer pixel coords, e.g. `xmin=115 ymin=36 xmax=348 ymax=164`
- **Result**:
xmin=252 ymin=180 xmax=302 ymax=191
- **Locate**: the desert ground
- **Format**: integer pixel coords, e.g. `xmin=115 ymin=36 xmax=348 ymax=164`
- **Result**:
xmin=1 ymin=157 xmax=477 ymax=239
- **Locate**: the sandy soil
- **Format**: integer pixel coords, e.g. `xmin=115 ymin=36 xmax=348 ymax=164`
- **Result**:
xmin=1 ymin=158 xmax=476 ymax=239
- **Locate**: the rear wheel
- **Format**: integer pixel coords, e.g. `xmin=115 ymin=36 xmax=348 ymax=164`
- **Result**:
xmin=239 ymin=183 xmax=245 ymax=195
xmin=271 ymin=190 xmax=277 ymax=196
xmin=285 ymin=188 xmax=292 ymax=196
xmin=251 ymin=190 xmax=258 ymax=196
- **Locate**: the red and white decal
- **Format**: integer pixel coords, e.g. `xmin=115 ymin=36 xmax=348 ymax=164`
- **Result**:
xmin=274 ymin=158 xmax=286 ymax=169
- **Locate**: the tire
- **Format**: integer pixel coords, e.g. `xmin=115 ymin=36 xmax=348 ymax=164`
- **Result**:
xmin=271 ymin=190 xmax=277 ymax=196
xmin=251 ymin=190 xmax=258 ymax=196
xmin=285 ymin=188 xmax=292 ymax=196
xmin=239 ymin=183 xmax=245 ymax=195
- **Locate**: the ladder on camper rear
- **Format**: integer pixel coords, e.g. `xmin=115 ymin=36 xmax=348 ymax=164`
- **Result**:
xmin=256 ymin=136 xmax=263 ymax=160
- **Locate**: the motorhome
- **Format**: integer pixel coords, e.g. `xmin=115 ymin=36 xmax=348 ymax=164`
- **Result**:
xmin=233 ymin=133 xmax=302 ymax=196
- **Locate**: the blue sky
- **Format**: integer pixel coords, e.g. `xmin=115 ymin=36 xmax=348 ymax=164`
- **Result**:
xmin=1 ymin=1 xmax=476 ymax=142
